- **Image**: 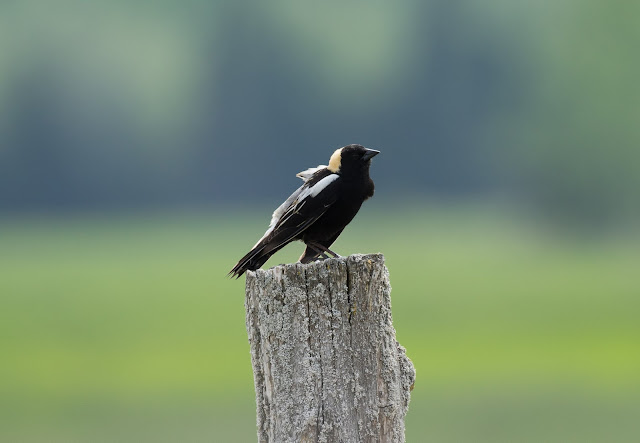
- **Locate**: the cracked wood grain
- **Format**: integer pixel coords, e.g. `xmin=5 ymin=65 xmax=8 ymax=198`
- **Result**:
xmin=245 ymin=254 xmax=415 ymax=443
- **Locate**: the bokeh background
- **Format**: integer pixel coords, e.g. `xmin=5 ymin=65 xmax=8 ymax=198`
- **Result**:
xmin=1 ymin=1 xmax=639 ymax=441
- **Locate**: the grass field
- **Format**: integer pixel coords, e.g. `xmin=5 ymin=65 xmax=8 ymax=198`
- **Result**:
xmin=1 ymin=206 xmax=639 ymax=442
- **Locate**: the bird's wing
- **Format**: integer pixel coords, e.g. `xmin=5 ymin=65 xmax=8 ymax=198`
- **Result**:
xmin=296 ymin=165 xmax=327 ymax=181
xmin=254 ymin=169 xmax=340 ymax=254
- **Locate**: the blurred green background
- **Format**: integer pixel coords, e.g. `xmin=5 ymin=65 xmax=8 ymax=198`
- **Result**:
xmin=1 ymin=1 xmax=639 ymax=442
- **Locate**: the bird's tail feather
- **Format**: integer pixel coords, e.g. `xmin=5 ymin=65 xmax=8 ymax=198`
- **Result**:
xmin=228 ymin=245 xmax=272 ymax=279
xmin=229 ymin=227 xmax=305 ymax=278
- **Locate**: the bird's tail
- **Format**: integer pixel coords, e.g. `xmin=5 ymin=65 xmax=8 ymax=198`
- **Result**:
xmin=227 ymin=236 xmax=286 ymax=278
xmin=228 ymin=244 xmax=273 ymax=279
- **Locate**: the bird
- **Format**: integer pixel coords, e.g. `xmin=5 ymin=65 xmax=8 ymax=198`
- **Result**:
xmin=229 ymin=144 xmax=379 ymax=278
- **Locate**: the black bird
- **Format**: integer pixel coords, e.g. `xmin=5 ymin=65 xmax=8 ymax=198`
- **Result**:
xmin=229 ymin=144 xmax=379 ymax=278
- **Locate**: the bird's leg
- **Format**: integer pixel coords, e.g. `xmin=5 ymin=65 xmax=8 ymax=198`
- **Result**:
xmin=306 ymin=243 xmax=329 ymax=260
xmin=307 ymin=241 xmax=341 ymax=258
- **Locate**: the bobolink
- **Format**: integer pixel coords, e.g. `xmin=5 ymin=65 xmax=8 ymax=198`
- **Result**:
xmin=229 ymin=144 xmax=379 ymax=278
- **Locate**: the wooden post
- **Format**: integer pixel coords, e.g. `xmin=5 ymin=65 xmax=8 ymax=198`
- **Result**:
xmin=245 ymin=254 xmax=415 ymax=443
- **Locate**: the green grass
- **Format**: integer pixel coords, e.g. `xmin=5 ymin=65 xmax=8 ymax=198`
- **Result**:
xmin=1 ymin=207 xmax=639 ymax=442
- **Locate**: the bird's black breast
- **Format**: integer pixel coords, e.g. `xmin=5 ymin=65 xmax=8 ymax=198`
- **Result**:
xmin=364 ymin=176 xmax=375 ymax=200
xmin=300 ymin=176 xmax=373 ymax=243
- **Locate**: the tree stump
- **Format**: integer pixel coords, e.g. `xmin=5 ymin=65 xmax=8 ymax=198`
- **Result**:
xmin=244 ymin=253 xmax=415 ymax=443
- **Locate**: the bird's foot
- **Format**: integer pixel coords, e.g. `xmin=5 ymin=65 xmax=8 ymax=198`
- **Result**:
xmin=308 ymin=241 xmax=341 ymax=258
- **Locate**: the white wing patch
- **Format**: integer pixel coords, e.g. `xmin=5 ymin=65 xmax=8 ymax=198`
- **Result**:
xmin=296 ymin=165 xmax=327 ymax=181
xmin=299 ymin=174 xmax=339 ymax=199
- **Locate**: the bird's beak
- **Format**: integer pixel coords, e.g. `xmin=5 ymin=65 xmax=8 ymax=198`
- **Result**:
xmin=362 ymin=149 xmax=380 ymax=161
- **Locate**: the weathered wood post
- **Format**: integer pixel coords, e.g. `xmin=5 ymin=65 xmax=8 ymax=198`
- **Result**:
xmin=245 ymin=253 xmax=415 ymax=442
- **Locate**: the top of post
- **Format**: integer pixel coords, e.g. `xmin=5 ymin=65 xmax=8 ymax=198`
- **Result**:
xmin=246 ymin=253 xmax=385 ymax=280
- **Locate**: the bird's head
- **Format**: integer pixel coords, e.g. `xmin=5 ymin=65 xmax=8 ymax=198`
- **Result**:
xmin=327 ymin=144 xmax=380 ymax=175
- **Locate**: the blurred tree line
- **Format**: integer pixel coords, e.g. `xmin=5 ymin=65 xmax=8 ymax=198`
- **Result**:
xmin=0 ymin=0 xmax=638 ymax=225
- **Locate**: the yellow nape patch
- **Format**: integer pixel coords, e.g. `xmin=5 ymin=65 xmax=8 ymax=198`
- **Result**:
xmin=327 ymin=148 xmax=342 ymax=172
